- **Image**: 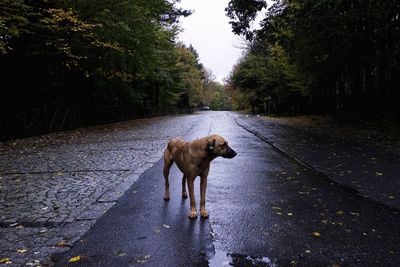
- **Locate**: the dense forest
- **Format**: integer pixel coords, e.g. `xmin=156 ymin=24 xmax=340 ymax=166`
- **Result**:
xmin=0 ymin=0 xmax=228 ymax=110
xmin=226 ymin=0 xmax=400 ymax=117
xmin=2 ymin=0 xmax=397 ymax=121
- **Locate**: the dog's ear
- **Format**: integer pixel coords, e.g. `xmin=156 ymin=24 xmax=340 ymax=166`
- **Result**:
xmin=207 ymin=139 xmax=215 ymax=154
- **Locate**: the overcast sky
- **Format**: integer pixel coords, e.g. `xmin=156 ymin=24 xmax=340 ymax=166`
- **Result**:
xmin=177 ymin=0 xmax=245 ymax=84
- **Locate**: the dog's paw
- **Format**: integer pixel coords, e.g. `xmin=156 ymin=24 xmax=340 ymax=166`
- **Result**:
xmin=200 ymin=210 xmax=209 ymax=218
xmin=163 ymin=192 xmax=170 ymax=201
xmin=188 ymin=211 xmax=197 ymax=219
xmin=182 ymin=192 xmax=188 ymax=198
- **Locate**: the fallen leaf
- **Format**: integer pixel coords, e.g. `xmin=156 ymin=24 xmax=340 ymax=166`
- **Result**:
xmin=136 ymin=254 xmax=151 ymax=264
xmin=271 ymin=207 xmax=281 ymax=210
xmin=312 ymin=232 xmax=321 ymax=237
xmin=0 ymin=258 xmax=10 ymax=264
xmin=305 ymin=250 xmax=311 ymax=254
xmin=287 ymin=213 xmax=293 ymax=216
xmin=56 ymin=241 xmax=68 ymax=247
xmin=375 ymin=172 xmax=384 ymax=176
xmin=388 ymin=195 xmax=395 ymax=199
xmin=276 ymin=212 xmax=282 ymax=215
xmin=68 ymin=256 xmax=81 ymax=263
xmin=162 ymin=224 xmax=170 ymax=229
xmin=17 ymin=249 xmax=27 ymax=253
xmin=336 ymin=211 xmax=344 ymax=215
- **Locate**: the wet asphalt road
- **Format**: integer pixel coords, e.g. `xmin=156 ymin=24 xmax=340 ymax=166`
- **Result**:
xmin=55 ymin=112 xmax=400 ymax=266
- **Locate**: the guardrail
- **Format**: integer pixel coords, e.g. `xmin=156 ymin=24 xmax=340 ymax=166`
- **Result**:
xmin=0 ymin=105 xmax=192 ymax=140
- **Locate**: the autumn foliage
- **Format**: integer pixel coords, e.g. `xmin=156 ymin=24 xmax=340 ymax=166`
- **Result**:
xmin=0 ymin=0 xmax=206 ymax=109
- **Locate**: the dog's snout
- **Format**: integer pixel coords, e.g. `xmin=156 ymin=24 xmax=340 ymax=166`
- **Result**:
xmin=232 ymin=150 xmax=237 ymax=157
xmin=224 ymin=147 xmax=237 ymax=159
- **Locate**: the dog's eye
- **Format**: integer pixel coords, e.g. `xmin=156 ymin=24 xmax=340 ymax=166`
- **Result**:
xmin=222 ymin=142 xmax=227 ymax=146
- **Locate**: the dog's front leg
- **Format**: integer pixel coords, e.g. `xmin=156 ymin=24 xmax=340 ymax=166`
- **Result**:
xmin=187 ymin=177 xmax=197 ymax=219
xmin=200 ymin=172 xmax=209 ymax=218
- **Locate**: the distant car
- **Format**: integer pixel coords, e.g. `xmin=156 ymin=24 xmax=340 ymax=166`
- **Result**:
xmin=198 ymin=106 xmax=210 ymax=111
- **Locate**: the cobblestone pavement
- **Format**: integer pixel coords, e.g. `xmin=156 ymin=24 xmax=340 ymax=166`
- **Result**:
xmin=0 ymin=114 xmax=203 ymax=266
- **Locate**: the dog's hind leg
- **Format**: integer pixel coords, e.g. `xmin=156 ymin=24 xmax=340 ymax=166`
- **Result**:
xmin=181 ymin=175 xmax=188 ymax=198
xmin=163 ymin=149 xmax=173 ymax=201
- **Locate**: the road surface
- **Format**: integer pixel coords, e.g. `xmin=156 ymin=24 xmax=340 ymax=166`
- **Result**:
xmin=50 ymin=111 xmax=400 ymax=266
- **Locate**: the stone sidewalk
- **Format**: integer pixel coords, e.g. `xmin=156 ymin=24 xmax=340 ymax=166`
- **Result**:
xmin=0 ymin=114 xmax=202 ymax=266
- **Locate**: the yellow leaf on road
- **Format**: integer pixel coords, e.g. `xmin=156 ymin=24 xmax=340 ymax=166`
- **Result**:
xmin=312 ymin=232 xmax=321 ymax=237
xmin=0 ymin=258 xmax=10 ymax=264
xmin=68 ymin=256 xmax=81 ymax=263
xmin=17 ymin=249 xmax=27 ymax=253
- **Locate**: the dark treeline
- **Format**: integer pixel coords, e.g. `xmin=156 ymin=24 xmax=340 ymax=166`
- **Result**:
xmin=0 ymin=0 xmax=220 ymax=110
xmin=226 ymin=0 xmax=400 ymax=117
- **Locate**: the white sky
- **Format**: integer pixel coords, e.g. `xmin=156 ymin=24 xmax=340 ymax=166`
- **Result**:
xmin=177 ymin=0 xmax=245 ymax=84
xmin=176 ymin=0 xmax=270 ymax=84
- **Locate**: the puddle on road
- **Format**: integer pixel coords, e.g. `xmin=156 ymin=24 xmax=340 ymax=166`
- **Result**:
xmin=208 ymin=249 xmax=277 ymax=267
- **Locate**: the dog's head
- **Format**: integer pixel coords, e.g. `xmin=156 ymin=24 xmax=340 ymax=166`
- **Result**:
xmin=206 ymin=135 xmax=237 ymax=159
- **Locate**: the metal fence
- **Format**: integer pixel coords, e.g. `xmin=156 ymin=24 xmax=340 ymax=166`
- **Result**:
xmin=0 ymin=105 xmax=192 ymax=141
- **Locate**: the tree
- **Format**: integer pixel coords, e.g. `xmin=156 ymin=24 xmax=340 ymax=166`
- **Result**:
xmin=0 ymin=0 xmax=202 ymax=110
xmin=226 ymin=0 xmax=400 ymax=117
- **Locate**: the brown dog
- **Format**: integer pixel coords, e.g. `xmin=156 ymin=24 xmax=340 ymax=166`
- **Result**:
xmin=163 ymin=134 xmax=237 ymax=219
